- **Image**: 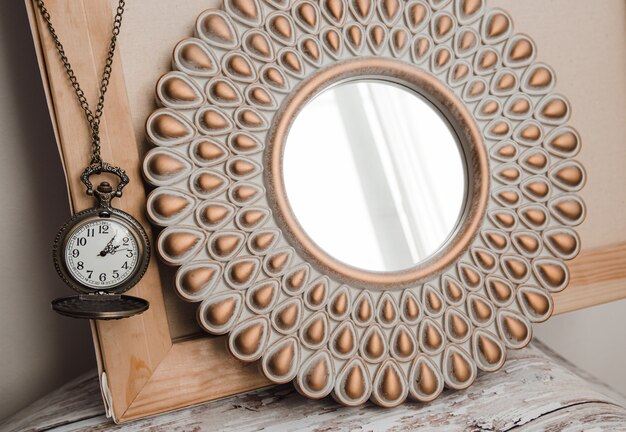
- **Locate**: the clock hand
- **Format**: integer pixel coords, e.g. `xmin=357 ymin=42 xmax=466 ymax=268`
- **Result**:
xmin=98 ymin=235 xmax=117 ymax=257
xmin=109 ymin=247 xmax=131 ymax=255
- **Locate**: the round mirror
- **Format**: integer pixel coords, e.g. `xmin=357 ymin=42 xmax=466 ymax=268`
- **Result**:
xmin=283 ymin=80 xmax=467 ymax=272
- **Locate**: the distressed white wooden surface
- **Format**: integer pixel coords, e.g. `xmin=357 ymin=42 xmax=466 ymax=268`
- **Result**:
xmin=2 ymin=342 xmax=625 ymax=431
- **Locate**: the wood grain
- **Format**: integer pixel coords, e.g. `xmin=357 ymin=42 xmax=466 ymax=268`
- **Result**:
xmin=556 ymin=242 xmax=626 ymax=314
xmin=2 ymin=343 xmax=625 ymax=431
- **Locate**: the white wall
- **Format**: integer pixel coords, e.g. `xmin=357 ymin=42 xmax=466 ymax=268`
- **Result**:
xmin=0 ymin=1 xmax=94 ymax=420
xmin=535 ymin=300 xmax=626 ymax=396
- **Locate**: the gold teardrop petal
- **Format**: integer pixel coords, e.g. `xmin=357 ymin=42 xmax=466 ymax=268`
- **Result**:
xmin=381 ymin=298 xmax=396 ymax=323
xmin=251 ymin=283 xmax=275 ymax=309
xmin=270 ymin=14 xmax=292 ymax=40
xmin=549 ymin=129 xmax=579 ymax=153
xmin=180 ymin=43 xmax=214 ymax=70
xmin=509 ymin=37 xmax=533 ymax=62
xmin=423 ymin=322 xmax=443 ymax=350
xmin=379 ymin=364 xmax=403 ymax=402
xmin=306 ymin=357 xmax=329 ymax=392
xmin=553 ymin=198 xmax=583 ymax=222
xmin=365 ymin=330 xmax=384 ymax=359
xmin=297 ymin=2 xmax=317 ymax=28
xmin=528 ymin=66 xmax=552 ymax=89
xmin=231 ymin=0 xmax=260 ymax=21
xmin=207 ymin=297 xmax=237 ymax=326
xmin=449 ymin=313 xmax=469 ymax=339
xmin=477 ymin=334 xmax=502 ymax=364
xmin=459 ymin=30 xmax=476 ymax=51
xmin=286 ymin=268 xmax=307 ymax=292
xmin=503 ymin=315 xmax=529 ymax=342
xmin=417 ymin=361 xmax=438 ymax=395
xmin=521 ymin=206 xmax=547 ymax=227
xmin=249 ymin=87 xmax=272 ymax=107
xmin=153 ymin=194 xmax=190 ymax=218
xmin=325 ymin=29 xmax=341 ymax=52
xmin=214 ymin=234 xmax=242 ymax=256
xmin=471 ymin=297 xmax=492 ymax=322
xmin=202 ymin=204 xmax=230 ymax=225
xmin=542 ymin=98 xmax=568 ymax=120
xmin=554 ymin=165 xmax=584 ymax=188
xmin=325 ymin=0 xmax=344 ymax=22
xmin=195 ymin=172 xmax=225 ymax=194
xmin=238 ymin=109 xmax=264 ymax=128
xmin=515 ymin=233 xmax=540 ymax=255
xmin=276 ymin=303 xmax=299 ymax=330
xmin=152 ymin=115 xmax=190 ymax=139
xmin=195 ymin=140 xmax=226 ymax=162
xmin=231 ymin=160 xmax=256 ymax=177
xmin=450 ymin=351 xmax=471 ymax=383
xmin=210 ymin=81 xmax=239 ymax=102
xmin=264 ymin=67 xmax=285 ymax=88
xmin=301 ymin=37 xmax=320 ymax=60
xmin=304 ymin=316 xmax=325 ymax=345
xmin=357 ymin=297 xmax=372 ymax=322
xmin=487 ymin=278 xmax=512 ymax=303
xmin=247 ymin=32 xmax=272 ymax=58
xmin=503 ymin=256 xmax=529 ymax=280
xmin=487 ymin=12 xmax=509 ymax=38
xmin=408 ymin=2 xmax=427 ymax=29
xmin=404 ymin=294 xmax=420 ymax=321
xmin=435 ymin=14 xmax=453 ymax=38
xmin=268 ymin=342 xmax=294 ymax=377
xmin=281 ymin=51 xmax=302 ymax=73
xmin=444 ymin=278 xmax=464 ymax=302
xmin=307 ymin=281 xmax=326 ymax=307
xmin=162 ymin=77 xmax=198 ymax=101
xmin=230 ymin=260 xmax=256 ymax=284
xmin=331 ymin=291 xmax=349 ymax=317
xmin=232 ymin=184 xmax=259 ymax=202
xmin=522 ymin=290 xmax=550 ymax=316
xmin=353 ymin=0 xmax=372 ymax=20
xmin=234 ymin=322 xmax=264 ymax=355
xmin=535 ymin=261 xmax=567 ymax=289
xmin=395 ymin=329 xmax=414 ymax=358
xmin=344 ymin=365 xmax=365 ymax=400
xmin=231 ymin=133 xmax=260 ymax=152
xmin=370 ymin=25 xmax=385 ymax=48
xmin=202 ymin=14 xmax=235 ymax=45
xmin=182 ymin=267 xmax=216 ymax=294
xmin=479 ymin=50 xmax=498 ymax=70
xmin=163 ymin=232 xmax=200 ymax=258
xmin=484 ymin=230 xmax=508 ymax=250
xmin=334 ymin=326 xmax=355 ymax=355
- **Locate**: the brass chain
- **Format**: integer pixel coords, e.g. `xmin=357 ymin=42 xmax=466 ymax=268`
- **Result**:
xmin=36 ymin=0 xmax=127 ymax=165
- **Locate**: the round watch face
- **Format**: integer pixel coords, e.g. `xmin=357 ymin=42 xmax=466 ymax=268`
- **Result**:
xmin=64 ymin=218 xmax=140 ymax=290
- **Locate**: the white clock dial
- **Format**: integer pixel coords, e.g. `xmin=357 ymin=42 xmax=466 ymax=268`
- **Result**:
xmin=64 ymin=218 xmax=139 ymax=290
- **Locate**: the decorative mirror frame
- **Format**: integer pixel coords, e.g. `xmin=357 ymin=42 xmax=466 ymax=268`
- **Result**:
xmin=143 ymin=0 xmax=586 ymax=407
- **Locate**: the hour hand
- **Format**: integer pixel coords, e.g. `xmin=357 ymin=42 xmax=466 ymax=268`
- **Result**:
xmin=98 ymin=235 xmax=116 ymax=256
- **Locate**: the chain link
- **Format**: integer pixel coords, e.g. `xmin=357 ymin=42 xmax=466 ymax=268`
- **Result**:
xmin=36 ymin=0 xmax=126 ymax=165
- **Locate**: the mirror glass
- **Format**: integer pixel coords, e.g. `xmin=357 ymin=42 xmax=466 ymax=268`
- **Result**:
xmin=283 ymin=80 xmax=466 ymax=272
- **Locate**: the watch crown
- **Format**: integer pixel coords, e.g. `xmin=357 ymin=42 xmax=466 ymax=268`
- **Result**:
xmin=97 ymin=181 xmax=113 ymax=193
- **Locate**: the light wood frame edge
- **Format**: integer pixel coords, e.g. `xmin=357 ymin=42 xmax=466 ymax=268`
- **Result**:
xmin=24 ymin=0 xmax=626 ymax=423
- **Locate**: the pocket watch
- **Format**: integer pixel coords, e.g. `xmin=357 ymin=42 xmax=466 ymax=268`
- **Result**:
xmin=52 ymin=164 xmax=150 ymax=319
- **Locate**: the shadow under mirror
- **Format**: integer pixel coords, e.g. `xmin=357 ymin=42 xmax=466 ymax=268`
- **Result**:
xmin=283 ymin=80 xmax=467 ymax=272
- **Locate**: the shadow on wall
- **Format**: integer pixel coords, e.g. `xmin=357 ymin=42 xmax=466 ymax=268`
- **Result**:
xmin=0 ymin=1 xmax=94 ymax=421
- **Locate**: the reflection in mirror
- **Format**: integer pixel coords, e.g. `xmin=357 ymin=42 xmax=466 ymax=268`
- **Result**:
xmin=283 ymin=81 xmax=466 ymax=272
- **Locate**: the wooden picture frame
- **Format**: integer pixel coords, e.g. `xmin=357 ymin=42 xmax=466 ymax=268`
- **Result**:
xmin=25 ymin=0 xmax=626 ymax=423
